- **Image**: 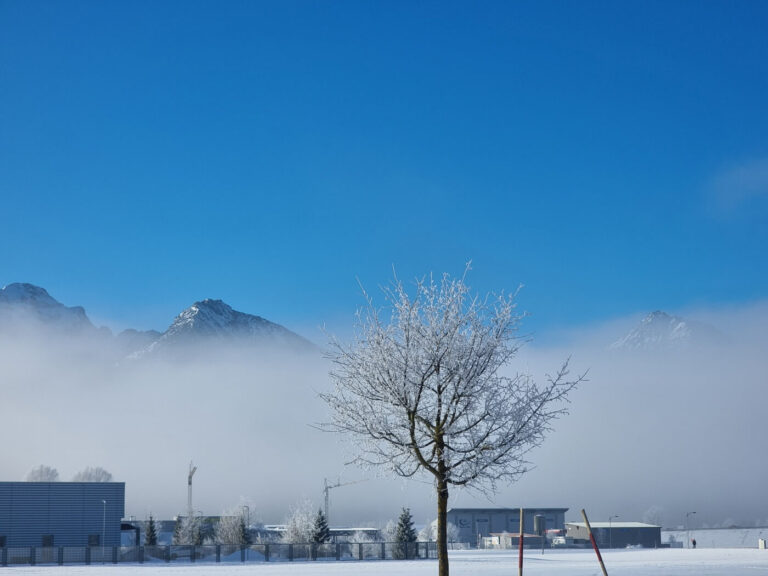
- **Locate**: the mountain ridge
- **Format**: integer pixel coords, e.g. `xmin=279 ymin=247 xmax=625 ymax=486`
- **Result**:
xmin=1 ymin=282 xmax=315 ymax=357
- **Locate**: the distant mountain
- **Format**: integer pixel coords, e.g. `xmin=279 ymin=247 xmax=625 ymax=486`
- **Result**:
xmin=129 ymin=299 xmax=316 ymax=358
xmin=133 ymin=299 xmax=315 ymax=358
xmin=116 ymin=328 xmax=163 ymax=355
xmin=0 ymin=283 xmax=315 ymax=358
xmin=610 ymin=310 xmax=725 ymax=351
xmin=0 ymin=283 xmax=101 ymax=334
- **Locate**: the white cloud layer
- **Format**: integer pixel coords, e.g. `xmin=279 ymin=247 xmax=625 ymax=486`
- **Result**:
xmin=1 ymin=300 xmax=766 ymax=529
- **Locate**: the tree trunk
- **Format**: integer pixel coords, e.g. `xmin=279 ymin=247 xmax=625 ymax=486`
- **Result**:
xmin=436 ymin=476 xmax=449 ymax=576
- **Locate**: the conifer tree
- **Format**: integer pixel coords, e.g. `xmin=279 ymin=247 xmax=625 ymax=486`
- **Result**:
xmin=239 ymin=515 xmax=251 ymax=546
xmin=311 ymin=509 xmax=331 ymax=544
xmin=394 ymin=507 xmax=417 ymax=558
xmin=145 ymin=514 xmax=158 ymax=546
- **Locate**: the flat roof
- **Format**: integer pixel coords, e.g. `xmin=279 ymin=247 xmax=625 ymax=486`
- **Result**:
xmin=448 ymin=507 xmax=569 ymax=513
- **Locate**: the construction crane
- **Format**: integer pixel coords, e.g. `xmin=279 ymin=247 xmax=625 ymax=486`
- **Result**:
xmin=323 ymin=477 xmax=366 ymax=526
xmin=187 ymin=461 xmax=197 ymax=515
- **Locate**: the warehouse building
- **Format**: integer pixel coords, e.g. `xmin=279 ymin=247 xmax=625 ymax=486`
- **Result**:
xmin=446 ymin=507 xmax=568 ymax=547
xmin=566 ymin=521 xmax=661 ymax=548
xmin=0 ymin=482 xmax=125 ymax=548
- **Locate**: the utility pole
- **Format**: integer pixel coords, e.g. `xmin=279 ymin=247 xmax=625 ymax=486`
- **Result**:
xmin=188 ymin=461 xmax=197 ymax=516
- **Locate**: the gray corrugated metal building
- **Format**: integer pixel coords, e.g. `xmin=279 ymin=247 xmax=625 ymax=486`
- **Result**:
xmin=566 ymin=521 xmax=661 ymax=548
xmin=0 ymin=482 xmax=125 ymax=547
xmin=447 ymin=507 xmax=568 ymax=546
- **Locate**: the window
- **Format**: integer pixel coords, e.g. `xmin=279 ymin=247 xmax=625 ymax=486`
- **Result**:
xmin=0 ymin=535 xmax=6 ymax=547
xmin=42 ymin=534 xmax=54 ymax=547
xmin=88 ymin=534 xmax=100 ymax=546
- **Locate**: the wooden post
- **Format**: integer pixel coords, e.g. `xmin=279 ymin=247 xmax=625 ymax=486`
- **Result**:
xmin=581 ymin=509 xmax=609 ymax=576
xmin=518 ymin=508 xmax=524 ymax=576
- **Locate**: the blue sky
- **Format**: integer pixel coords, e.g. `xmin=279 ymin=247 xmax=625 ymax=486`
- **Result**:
xmin=2 ymin=0 xmax=767 ymax=340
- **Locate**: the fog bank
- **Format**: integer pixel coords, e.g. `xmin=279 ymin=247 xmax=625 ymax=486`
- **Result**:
xmin=1 ymin=300 xmax=766 ymax=529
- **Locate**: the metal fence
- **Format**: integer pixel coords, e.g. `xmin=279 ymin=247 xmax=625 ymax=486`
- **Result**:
xmin=0 ymin=541 xmax=438 ymax=567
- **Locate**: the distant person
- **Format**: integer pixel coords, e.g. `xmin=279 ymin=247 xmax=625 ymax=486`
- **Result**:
xmin=692 ymin=538 xmax=697 ymax=549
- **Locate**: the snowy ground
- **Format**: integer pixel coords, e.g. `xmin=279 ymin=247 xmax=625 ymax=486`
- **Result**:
xmin=4 ymin=549 xmax=768 ymax=575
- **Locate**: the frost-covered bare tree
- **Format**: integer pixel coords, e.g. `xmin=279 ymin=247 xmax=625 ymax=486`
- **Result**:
xmin=323 ymin=267 xmax=582 ymax=576
xmin=214 ymin=508 xmax=249 ymax=545
xmin=349 ymin=530 xmax=375 ymax=543
xmin=418 ymin=522 xmax=435 ymax=542
xmin=281 ymin=498 xmax=315 ymax=544
xmin=421 ymin=520 xmax=460 ymax=543
xmin=173 ymin=513 xmax=202 ymax=545
xmin=71 ymin=466 xmax=112 ymax=482
xmin=25 ymin=465 xmax=59 ymax=482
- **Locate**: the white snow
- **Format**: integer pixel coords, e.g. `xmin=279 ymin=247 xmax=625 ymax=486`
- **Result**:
xmin=4 ymin=549 xmax=768 ymax=575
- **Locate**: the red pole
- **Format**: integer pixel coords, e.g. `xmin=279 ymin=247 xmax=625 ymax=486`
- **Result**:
xmin=518 ymin=508 xmax=524 ymax=576
xmin=581 ymin=509 xmax=608 ymax=576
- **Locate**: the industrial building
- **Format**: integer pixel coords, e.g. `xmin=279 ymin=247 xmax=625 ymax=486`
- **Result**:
xmin=446 ymin=507 xmax=568 ymax=546
xmin=566 ymin=521 xmax=661 ymax=548
xmin=0 ymin=482 xmax=125 ymax=548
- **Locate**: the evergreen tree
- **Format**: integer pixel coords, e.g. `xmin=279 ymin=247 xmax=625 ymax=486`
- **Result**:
xmin=311 ymin=509 xmax=331 ymax=544
xmin=239 ymin=515 xmax=251 ymax=546
xmin=396 ymin=507 xmax=417 ymax=543
xmin=145 ymin=514 xmax=158 ymax=546
xmin=394 ymin=507 xmax=417 ymax=559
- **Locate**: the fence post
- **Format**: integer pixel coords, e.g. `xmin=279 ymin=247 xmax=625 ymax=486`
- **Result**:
xmin=112 ymin=546 xmax=117 ymax=564
xmin=1 ymin=546 xmax=6 ymax=567
xmin=241 ymin=545 xmax=245 ymax=563
xmin=216 ymin=545 xmax=221 ymax=563
xmin=139 ymin=546 xmax=144 ymax=563
xmin=191 ymin=545 xmax=196 ymax=563
xmin=165 ymin=546 xmax=170 ymax=563
xmin=58 ymin=546 xmax=64 ymax=565
xmin=264 ymin=543 xmax=270 ymax=562
xmin=30 ymin=546 xmax=36 ymax=566
xmin=288 ymin=543 xmax=293 ymax=561
xmin=85 ymin=546 xmax=91 ymax=565
xmin=336 ymin=542 xmax=341 ymax=560
xmin=381 ymin=542 xmax=385 ymax=559
xmin=358 ymin=542 xmax=363 ymax=560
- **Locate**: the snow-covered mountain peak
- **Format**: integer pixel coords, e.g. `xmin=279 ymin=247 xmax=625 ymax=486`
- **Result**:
xmin=610 ymin=310 xmax=723 ymax=351
xmin=132 ymin=298 xmax=315 ymax=358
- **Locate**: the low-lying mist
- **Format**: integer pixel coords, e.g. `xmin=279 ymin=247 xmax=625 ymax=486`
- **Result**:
xmin=1 ymin=300 xmax=766 ymax=530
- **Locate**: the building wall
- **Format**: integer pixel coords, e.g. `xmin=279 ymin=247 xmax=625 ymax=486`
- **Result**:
xmin=446 ymin=508 xmax=567 ymax=546
xmin=0 ymin=482 xmax=125 ymax=547
xmin=566 ymin=524 xmax=661 ymax=548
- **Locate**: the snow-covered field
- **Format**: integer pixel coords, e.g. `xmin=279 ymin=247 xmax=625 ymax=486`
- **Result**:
xmin=4 ymin=549 xmax=768 ymax=575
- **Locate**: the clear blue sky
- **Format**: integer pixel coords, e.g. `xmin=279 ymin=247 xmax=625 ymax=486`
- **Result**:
xmin=2 ymin=1 xmax=767 ymax=339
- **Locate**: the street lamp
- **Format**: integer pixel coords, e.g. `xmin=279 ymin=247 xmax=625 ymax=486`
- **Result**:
xmin=101 ymin=500 xmax=107 ymax=563
xmin=685 ymin=512 xmax=696 ymax=549
xmin=609 ymin=515 xmax=619 ymax=549
xmin=242 ymin=506 xmax=250 ymax=560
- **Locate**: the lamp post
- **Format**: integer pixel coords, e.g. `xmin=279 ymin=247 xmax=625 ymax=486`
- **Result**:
xmin=101 ymin=499 xmax=107 ymax=563
xmin=242 ymin=506 xmax=250 ymax=560
xmin=609 ymin=515 xmax=619 ymax=549
xmin=685 ymin=511 xmax=696 ymax=549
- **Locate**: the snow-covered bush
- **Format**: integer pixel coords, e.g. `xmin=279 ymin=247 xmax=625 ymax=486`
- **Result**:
xmin=282 ymin=498 xmax=315 ymax=543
